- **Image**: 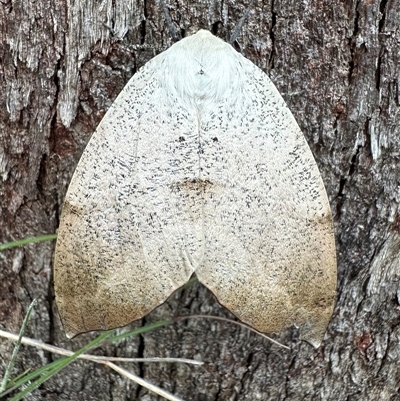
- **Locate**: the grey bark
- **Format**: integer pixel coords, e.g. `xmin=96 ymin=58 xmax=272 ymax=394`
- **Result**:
xmin=1 ymin=0 xmax=399 ymax=400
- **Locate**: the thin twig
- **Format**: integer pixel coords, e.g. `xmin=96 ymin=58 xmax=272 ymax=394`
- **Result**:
xmin=175 ymin=314 xmax=291 ymax=350
xmin=0 ymin=330 xmax=203 ymax=366
xmin=105 ymin=362 xmax=184 ymax=401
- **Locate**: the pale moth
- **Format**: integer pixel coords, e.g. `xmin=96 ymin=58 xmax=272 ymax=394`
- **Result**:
xmin=54 ymin=30 xmax=337 ymax=347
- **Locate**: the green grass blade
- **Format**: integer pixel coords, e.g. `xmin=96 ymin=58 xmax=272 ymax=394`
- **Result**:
xmin=0 ymin=234 xmax=57 ymax=251
xmin=4 ymin=330 xmax=113 ymax=401
xmin=1 ymin=356 xmax=70 ymax=396
xmin=0 ymin=318 xmax=175 ymax=398
xmin=0 ymin=300 xmax=37 ymax=392
xmin=109 ymin=319 xmax=173 ymax=342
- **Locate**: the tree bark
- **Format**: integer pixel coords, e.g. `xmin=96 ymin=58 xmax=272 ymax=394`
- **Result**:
xmin=1 ymin=0 xmax=399 ymax=400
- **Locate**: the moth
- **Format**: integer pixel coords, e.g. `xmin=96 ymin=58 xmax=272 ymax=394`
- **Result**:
xmin=54 ymin=30 xmax=337 ymax=347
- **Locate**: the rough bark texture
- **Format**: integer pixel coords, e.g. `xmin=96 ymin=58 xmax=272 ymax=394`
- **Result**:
xmin=1 ymin=0 xmax=399 ymax=400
